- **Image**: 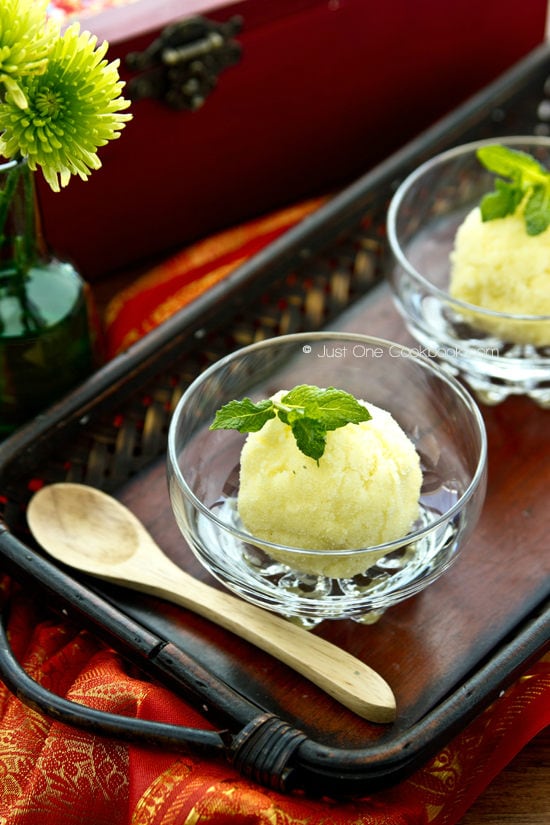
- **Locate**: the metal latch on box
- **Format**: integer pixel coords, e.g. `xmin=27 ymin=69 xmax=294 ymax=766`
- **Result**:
xmin=125 ymin=16 xmax=243 ymax=110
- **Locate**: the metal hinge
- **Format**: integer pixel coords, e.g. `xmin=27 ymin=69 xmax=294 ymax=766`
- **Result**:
xmin=125 ymin=16 xmax=243 ymax=110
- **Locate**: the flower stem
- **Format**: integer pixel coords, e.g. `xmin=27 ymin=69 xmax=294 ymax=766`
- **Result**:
xmin=0 ymin=158 xmax=46 ymax=333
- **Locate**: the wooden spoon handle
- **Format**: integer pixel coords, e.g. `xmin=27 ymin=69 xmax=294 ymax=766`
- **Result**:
xmin=26 ymin=483 xmax=395 ymax=723
xmin=112 ymin=555 xmax=396 ymax=723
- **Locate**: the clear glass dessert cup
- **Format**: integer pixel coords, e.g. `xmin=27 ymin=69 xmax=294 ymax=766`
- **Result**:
xmin=167 ymin=333 xmax=487 ymax=626
xmin=386 ymin=136 xmax=550 ymax=407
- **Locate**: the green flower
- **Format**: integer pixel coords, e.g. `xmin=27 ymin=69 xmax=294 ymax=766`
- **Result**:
xmin=0 ymin=0 xmax=57 ymax=109
xmin=0 ymin=21 xmax=132 ymax=191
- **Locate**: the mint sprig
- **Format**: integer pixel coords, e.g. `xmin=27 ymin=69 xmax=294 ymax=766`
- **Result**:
xmin=210 ymin=384 xmax=371 ymax=462
xmin=476 ymin=144 xmax=550 ymax=235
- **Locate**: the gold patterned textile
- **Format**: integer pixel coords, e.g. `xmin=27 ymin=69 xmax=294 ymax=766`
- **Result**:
xmin=2 ymin=575 xmax=546 ymax=824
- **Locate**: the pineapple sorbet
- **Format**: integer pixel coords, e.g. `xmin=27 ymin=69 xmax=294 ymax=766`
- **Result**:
xmin=449 ymin=205 xmax=550 ymax=346
xmin=237 ymin=396 xmax=422 ymax=578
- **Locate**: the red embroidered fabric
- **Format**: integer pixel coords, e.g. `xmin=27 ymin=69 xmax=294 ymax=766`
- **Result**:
xmin=0 ymin=578 xmax=548 ymax=824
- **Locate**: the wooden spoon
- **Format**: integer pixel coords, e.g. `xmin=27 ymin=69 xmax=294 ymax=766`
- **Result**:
xmin=26 ymin=482 xmax=396 ymax=723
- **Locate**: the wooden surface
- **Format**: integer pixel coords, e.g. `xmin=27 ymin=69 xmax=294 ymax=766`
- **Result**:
xmin=459 ymin=726 xmax=550 ymax=824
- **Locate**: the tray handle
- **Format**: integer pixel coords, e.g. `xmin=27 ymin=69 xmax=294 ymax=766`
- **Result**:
xmin=0 ymin=598 xmax=313 ymax=793
xmin=0 ymin=526 xmax=311 ymax=793
xmin=0 ymin=595 xmax=229 ymax=755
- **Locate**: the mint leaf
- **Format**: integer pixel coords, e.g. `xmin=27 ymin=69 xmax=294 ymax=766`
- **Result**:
xmin=477 ymin=145 xmax=547 ymax=182
xmin=282 ymin=384 xmax=371 ymax=430
xmin=479 ymin=179 xmax=522 ymax=221
xmin=315 ymin=388 xmax=373 ymax=429
xmin=290 ymin=417 xmax=327 ymax=462
xmin=209 ymin=384 xmax=371 ymax=461
xmin=210 ymin=397 xmax=275 ymax=432
xmin=476 ymin=144 xmax=550 ymax=236
xmin=524 ymin=185 xmax=550 ymax=235
xmin=279 ymin=384 xmax=325 ymax=408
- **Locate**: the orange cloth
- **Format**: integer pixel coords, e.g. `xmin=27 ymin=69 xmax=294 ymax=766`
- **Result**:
xmin=0 ymin=578 xmax=548 ymax=824
xmin=103 ymin=198 xmax=327 ymax=359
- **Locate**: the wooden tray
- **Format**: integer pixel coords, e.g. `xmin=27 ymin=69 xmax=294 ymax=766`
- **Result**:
xmin=0 ymin=44 xmax=549 ymax=798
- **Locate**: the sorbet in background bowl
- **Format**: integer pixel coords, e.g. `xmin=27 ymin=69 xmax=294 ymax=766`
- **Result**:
xmin=167 ymin=333 xmax=487 ymax=625
xmin=387 ymin=136 xmax=550 ymax=406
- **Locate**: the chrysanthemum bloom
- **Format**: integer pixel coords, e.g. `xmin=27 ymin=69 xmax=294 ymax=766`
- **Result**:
xmin=0 ymin=23 xmax=132 ymax=191
xmin=0 ymin=0 xmax=57 ymax=109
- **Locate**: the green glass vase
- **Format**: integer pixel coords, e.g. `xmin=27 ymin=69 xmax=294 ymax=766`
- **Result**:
xmin=0 ymin=157 xmax=98 ymax=436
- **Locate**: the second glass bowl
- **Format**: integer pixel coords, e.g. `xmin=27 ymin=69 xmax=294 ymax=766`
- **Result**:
xmin=167 ymin=333 xmax=487 ymax=625
xmin=386 ymin=136 xmax=550 ymax=407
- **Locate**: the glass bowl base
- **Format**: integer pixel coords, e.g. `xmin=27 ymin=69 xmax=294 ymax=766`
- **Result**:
xmin=186 ymin=501 xmax=461 ymax=624
xmin=399 ymin=302 xmax=550 ymax=407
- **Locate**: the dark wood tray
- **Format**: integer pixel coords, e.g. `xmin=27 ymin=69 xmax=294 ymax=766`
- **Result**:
xmin=0 ymin=44 xmax=549 ymax=798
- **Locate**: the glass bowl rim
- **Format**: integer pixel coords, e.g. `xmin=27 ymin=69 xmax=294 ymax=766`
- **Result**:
xmin=386 ymin=135 xmax=550 ymax=322
xmin=167 ymin=331 xmax=488 ymax=558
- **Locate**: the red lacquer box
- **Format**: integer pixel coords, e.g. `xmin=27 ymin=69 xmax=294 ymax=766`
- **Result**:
xmin=39 ymin=0 xmax=548 ymax=281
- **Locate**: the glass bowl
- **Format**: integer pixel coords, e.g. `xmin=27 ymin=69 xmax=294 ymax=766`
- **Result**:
xmin=167 ymin=332 xmax=487 ymax=625
xmin=386 ymin=136 xmax=550 ymax=407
